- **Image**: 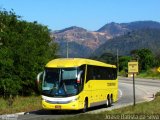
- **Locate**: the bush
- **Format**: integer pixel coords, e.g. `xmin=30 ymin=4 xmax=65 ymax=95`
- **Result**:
xmin=0 ymin=9 xmax=57 ymax=96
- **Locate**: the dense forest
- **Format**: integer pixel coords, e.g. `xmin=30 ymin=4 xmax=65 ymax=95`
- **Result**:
xmin=0 ymin=9 xmax=58 ymax=97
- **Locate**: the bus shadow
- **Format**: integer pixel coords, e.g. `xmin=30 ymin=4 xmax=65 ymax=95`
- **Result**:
xmin=25 ymin=104 xmax=110 ymax=115
xmin=25 ymin=109 xmax=80 ymax=115
xmin=87 ymin=104 xmax=108 ymax=112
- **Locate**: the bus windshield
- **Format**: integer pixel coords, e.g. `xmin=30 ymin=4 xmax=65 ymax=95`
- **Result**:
xmin=42 ymin=67 xmax=79 ymax=97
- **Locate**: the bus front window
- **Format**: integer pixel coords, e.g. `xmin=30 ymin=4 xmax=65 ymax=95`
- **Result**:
xmin=42 ymin=68 xmax=79 ymax=97
xmin=42 ymin=68 xmax=60 ymax=91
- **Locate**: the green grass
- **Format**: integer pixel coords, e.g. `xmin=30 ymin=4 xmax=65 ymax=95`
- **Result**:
xmin=138 ymin=68 xmax=160 ymax=79
xmin=0 ymin=96 xmax=42 ymax=114
xmin=119 ymin=68 xmax=160 ymax=79
xmin=60 ymin=92 xmax=160 ymax=120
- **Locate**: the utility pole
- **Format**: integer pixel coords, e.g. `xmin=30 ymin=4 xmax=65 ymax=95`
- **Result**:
xmin=117 ymin=49 xmax=119 ymax=75
xmin=66 ymin=41 xmax=68 ymax=58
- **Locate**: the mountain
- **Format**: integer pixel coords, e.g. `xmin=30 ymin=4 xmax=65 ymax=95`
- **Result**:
xmin=52 ymin=21 xmax=160 ymax=58
xmin=57 ymin=41 xmax=92 ymax=58
xmin=97 ymin=22 xmax=130 ymax=36
xmin=54 ymin=26 xmax=112 ymax=50
xmin=97 ymin=21 xmax=160 ymax=36
xmin=53 ymin=26 xmax=112 ymax=57
xmin=94 ymin=28 xmax=160 ymax=56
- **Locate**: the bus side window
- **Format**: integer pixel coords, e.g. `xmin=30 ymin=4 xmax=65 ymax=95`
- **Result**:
xmin=79 ymin=65 xmax=86 ymax=82
xmin=86 ymin=65 xmax=93 ymax=82
xmin=77 ymin=65 xmax=86 ymax=92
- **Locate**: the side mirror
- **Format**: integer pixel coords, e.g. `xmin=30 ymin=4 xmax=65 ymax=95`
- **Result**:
xmin=36 ymin=72 xmax=43 ymax=86
xmin=77 ymin=71 xmax=83 ymax=84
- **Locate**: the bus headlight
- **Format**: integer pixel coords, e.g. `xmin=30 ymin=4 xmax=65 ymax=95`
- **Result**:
xmin=70 ymin=96 xmax=79 ymax=102
xmin=42 ymin=96 xmax=79 ymax=104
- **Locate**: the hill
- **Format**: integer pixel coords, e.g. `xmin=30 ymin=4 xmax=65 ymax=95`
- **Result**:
xmin=97 ymin=21 xmax=160 ymax=36
xmin=94 ymin=28 xmax=160 ymax=56
xmin=52 ymin=21 xmax=160 ymax=57
xmin=54 ymin=26 xmax=112 ymax=49
xmin=57 ymin=41 xmax=92 ymax=58
xmin=53 ymin=26 xmax=111 ymax=57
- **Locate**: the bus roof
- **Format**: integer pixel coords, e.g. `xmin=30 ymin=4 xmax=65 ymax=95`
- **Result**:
xmin=45 ymin=58 xmax=116 ymax=68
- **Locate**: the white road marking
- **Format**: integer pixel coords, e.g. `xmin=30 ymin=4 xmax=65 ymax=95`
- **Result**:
xmin=118 ymin=89 xmax=123 ymax=100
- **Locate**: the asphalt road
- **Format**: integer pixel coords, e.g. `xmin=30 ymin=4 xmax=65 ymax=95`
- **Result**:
xmin=17 ymin=77 xmax=160 ymax=120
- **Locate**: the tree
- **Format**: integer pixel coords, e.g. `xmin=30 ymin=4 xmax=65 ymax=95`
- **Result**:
xmin=155 ymin=53 xmax=160 ymax=66
xmin=0 ymin=9 xmax=57 ymax=96
xmin=119 ymin=56 xmax=131 ymax=72
xmin=130 ymin=49 xmax=155 ymax=71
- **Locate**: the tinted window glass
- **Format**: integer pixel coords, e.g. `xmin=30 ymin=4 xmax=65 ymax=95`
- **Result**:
xmin=86 ymin=65 xmax=117 ymax=81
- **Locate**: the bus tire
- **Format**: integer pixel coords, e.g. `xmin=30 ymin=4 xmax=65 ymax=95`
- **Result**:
xmin=109 ymin=95 xmax=113 ymax=107
xmin=106 ymin=97 xmax=109 ymax=107
xmin=111 ymin=95 xmax=113 ymax=105
xmin=82 ymin=99 xmax=88 ymax=113
xmin=107 ymin=96 xmax=111 ymax=107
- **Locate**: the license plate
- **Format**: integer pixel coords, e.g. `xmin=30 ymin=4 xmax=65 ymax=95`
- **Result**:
xmin=55 ymin=105 xmax=61 ymax=109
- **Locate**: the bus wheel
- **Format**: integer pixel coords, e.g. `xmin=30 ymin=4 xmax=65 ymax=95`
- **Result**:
xmin=106 ymin=96 xmax=111 ymax=107
xmin=106 ymin=97 xmax=109 ymax=107
xmin=82 ymin=99 xmax=88 ymax=113
xmin=108 ymin=96 xmax=112 ymax=107
xmin=111 ymin=95 xmax=113 ymax=105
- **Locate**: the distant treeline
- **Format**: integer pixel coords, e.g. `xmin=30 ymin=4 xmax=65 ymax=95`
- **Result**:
xmin=91 ymin=48 xmax=160 ymax=73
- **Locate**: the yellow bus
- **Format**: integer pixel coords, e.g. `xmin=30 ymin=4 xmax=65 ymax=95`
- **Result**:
xmin=37 ymin=58 xmax=118 ymax=112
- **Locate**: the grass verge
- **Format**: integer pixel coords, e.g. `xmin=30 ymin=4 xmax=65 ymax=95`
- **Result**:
xmin=60 ymin=92 xmax=160 ymax=120
xmin=0 ymin=96 xmax=42 ymax=115
xmin=137 ymin=68 xmax=160 ymax=79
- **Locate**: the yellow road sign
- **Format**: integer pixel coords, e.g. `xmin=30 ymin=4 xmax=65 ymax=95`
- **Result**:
xmin=157 ymin=67 xmax=160 ymax=72
xmin=128 ymin=62 xmax=139 ymax=73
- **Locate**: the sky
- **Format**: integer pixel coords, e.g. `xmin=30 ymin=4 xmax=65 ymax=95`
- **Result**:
xmin=0 ymin=0 xmax=160 ymax=31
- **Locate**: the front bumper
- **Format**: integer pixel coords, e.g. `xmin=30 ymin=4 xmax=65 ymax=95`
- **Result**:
xmin=42 ymin=100 xmax=82 ymax=110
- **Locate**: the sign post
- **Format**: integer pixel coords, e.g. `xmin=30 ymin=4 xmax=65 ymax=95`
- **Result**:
xmin=128 ymin=61 xmax=139 ymax=106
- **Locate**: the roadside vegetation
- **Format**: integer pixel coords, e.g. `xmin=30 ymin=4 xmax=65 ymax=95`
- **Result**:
xmin=0 ymin=9 xmax=56 ymax=114
xmin=60 ymin=92 xmax=160 ymax=120
xmin=0 ymin=9 xmax=58 ymax=97
xmin=0 ymin=96 xmax=41 ymax=114
xmin=137 ymin=68 xmax=160 ymax=79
